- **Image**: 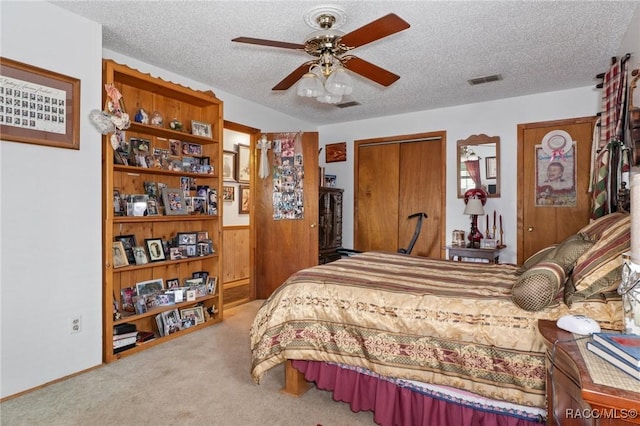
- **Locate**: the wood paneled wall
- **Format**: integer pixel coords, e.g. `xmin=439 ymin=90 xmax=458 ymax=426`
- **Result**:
xmin=222 ymin=225 xmax=252 ymax=308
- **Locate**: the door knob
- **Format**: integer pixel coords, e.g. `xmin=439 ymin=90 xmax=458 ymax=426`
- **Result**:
xmin=527 ymin=226 xmax=534 ymax=232
xmin=310 ymin=223 xmax=316 ymax=228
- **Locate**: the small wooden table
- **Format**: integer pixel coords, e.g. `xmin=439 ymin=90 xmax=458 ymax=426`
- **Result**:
xmin=446 ymin=245 xmax=504 ymax=264
xmin=538 ymin=320 xmax=640 ymax=425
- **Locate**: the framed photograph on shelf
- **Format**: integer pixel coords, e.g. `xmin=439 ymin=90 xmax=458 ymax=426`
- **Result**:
xmin=145 ymin=238 xmax=166 ymax=262
xmin=114 ymin=234 xmax=137 ymax=264
xmin=165 ymin=278 xmax=180 ymax=289
xmin=135 ymin=278 xmax=164 ymax=296
xmin=207 ymin=276 xmax=218 ymax=295
xmin=0 ymin=57 xmax=80 ymax=149
xmin=161 ymin=187 xmax=187 ymax=215
xmin=180 ymin=306 xmax=205 ymax=325
xmin=112 ymin=241 xmax=129 ymax=268
xmin=223 ymin=186 xmax=234 ymax=201
xmin=132 ymin=246 xmax=148 ymax=265
xmin=190 ymin=120 xmax=212 ymax=138
xmin=239 ymin=185 xmax=250 ymax=214
xmin=237 ymin=144 xmax=250 ymax=183
xmin=323 ymin=174 xmax=337 ymax=188
xmin=177 ymin=232 xmax=197 ymax=245
xmin=223 ymin=151 xmax=236 ymax=182
xmin=485 ymin=156 xmax=497 ymax=179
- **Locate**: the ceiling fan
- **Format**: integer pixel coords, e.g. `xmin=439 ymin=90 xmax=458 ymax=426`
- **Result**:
xmin=231 ymin=6 xmax=410 ymax=95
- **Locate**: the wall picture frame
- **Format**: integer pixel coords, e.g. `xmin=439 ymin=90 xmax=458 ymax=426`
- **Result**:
xmin=145 ymin=238 xmax=166 ymax=262
xmin=325 ymin=142 xmax=347 ymax=162
xmin=239 ymin=185 xmax=250 ymax=214
xmin=161 ymin=187 xmax=187 ymax=215
xmin=223 ymin=185 xmax=234 ymax=201
xmin=0 ymin=57 xmax=80 ymax=149
xmin=485 ymin=156 xmax=497 ymax=179
xmin=222 ymin=151 xmax=236 ymax=182
xmin=190 ymin=120 xmax=212 ymax=138
xmin=237 ymin=144 xmax=250 ymax=183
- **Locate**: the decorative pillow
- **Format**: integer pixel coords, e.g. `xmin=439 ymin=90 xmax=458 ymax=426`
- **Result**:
xmin=523 ymin=245 xmax=557 ymax=270
xmin=578 ymin=212 xmax=628 ymax=240
xmin=567 ymin=214 xmax=630 ymax=303
xmin=549 ymin=233 xmax=595 ymax=271
xmin=512 ymin=260 xmax=567 ymax=311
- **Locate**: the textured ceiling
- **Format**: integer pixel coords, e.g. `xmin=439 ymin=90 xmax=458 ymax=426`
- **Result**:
xmin=51 ymin=1 xmax=638 ymax=126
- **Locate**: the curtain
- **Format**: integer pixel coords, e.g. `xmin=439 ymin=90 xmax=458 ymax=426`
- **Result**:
xmin=464 ymin=159 xmax=481 ymax=188
xmin=591 ymin=56 xmax=630 ymax=219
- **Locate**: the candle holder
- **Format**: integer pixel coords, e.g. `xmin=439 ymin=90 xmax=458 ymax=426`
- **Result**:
xmin=618 ymin=261 xmax=640 ymax=335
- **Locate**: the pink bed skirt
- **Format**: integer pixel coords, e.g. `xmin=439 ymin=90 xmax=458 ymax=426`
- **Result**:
xmin=291 ymin=360 xmax=545 ymax=426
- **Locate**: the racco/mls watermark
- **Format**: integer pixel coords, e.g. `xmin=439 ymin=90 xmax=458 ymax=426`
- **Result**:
xmin=566 ymin=408 xmax=638 ymax=420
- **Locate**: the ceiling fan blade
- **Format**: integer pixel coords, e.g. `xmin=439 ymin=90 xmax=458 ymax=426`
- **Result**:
xmin=272 ymin=61 xmax=315 ymax=91
xmin=340 ymin=13 xmax=410 ymax=49
xmin=342 ymin=56 xmax=400 ymax=87
xmin=232 ymin=37 xmax=305 ymax=50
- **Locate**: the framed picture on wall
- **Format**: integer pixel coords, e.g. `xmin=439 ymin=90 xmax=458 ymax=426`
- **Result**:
xmin=223 ymin=151 xmax=236 ymax=182
xmin=237 ymin=144 xmax=250 ymax=183
xmin=239 ymin=185 xmax=250 ymax=214
xmin=223 ymin=185 xmax=234 ymax=201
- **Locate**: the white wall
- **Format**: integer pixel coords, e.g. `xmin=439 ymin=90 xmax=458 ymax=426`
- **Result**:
xmin=1 ymin=2 xmax=103 ymax=398
xmin=318 ymin=86 xmax=602 ymax=264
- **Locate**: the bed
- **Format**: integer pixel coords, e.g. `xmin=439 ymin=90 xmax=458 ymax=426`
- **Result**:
xmin=250 ymin=212 xmax=630 ymax=426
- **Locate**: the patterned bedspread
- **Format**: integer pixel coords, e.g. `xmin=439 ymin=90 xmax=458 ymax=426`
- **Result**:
xmin=250 ymin=251 xmax=623 ymax=408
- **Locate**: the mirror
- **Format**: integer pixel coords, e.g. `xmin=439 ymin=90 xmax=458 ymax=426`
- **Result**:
xmin=457 ymin=134 xmax=500 ymax=198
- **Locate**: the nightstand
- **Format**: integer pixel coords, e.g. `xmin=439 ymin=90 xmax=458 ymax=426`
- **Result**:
xmin=446 ymin=245 xmax=504 ymax=264
xmin=538 ymin=319 xmax=640 ymax=425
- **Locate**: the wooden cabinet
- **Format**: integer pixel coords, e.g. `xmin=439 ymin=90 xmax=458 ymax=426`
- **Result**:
xmin=446 ymin=246 xmax=503 ymax=263
xmin=319 ymin=187 xmax=343 ymax=264
xmin=102 ymin=60 xmax=223 ymax=363
xmin=538 ymin=320 xmax=640 ymax=425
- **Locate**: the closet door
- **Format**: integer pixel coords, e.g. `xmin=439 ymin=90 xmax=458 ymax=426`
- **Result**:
xmin=355 ymin=142 xmax=400 ymax=251
xmin=354 ymin=132 xmax=446 ymax=258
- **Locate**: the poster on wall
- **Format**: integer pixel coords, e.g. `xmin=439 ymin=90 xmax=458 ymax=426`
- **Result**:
xmin=535 ymin=130 xmax=576 ymax=207
xmin=272 ymin=132 xmax=304 ymax=220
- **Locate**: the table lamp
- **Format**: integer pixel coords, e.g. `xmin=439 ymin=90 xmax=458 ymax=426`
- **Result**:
xmin=464 ymin=197 xmax=485 ymax=248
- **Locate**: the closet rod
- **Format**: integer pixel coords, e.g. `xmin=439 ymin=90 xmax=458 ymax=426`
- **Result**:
xmin=595 ymin=53 xmax=631 ymax=80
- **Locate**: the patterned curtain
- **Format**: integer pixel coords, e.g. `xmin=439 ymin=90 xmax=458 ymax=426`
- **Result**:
xmin=591 ymin=56 xmax=630 ymax=219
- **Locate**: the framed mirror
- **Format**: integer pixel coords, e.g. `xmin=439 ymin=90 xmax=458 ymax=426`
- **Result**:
xmin=457 ymin=134 xmax=500 ymax=198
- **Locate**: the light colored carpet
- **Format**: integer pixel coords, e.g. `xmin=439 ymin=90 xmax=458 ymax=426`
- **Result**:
xmin=1 ymin=300 xmax=374 ymax=425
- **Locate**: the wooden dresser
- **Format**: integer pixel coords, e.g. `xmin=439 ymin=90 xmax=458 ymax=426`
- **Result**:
xmin=538 ymin=320 xmax=640 ymax=425
xmin=318 ymin=187 xmax=343 ymax=264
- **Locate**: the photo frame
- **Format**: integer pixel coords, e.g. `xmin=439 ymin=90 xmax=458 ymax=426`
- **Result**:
xmin=223 ymin=185 xmax=234 ymax=201
xmin=0 ymin=57 xmax=80 ymax=149
xmin=239 ymin=185 xmax=250 ymax=214
xmin=165 ymin=278 xmax=180 ymax=289
xmin=207 ymin=276 xmax=218 ymax=295
xmin=325 ymin=142 xmax=347 ymax=162
xmin=485 ymin=156 xmax=497 ymax=179
xmin=222 ymin=151 xmax=236 ymax=182
xmin=161 ymin=187 xmax=187 ymax=215
xmin=132 ymin=246 xmax=148 ymax=265
xmin=112 ymin=241 xmax=129 ymax=268
xmin=135 ymin=278 xmax=164 ymax=296
xmin=145 ymin=238 xmax=166 ymax=262
xmin=180 ymin=306 xmax=205 ymax=325
xmin=177 ymin=232 xmax=197 ymax=245
xmin=237 ymin=144 xmax=250 ymax=183
xmin=323 ymin=174 xmax=337 ymax=188
xmin=114 ymin=234 xmax=137 ymax=264
xmin=190 ymin=120 xmax=212 ymax=138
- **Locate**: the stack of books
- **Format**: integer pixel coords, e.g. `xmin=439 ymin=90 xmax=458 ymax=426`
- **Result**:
xmin=586 ymin=332 xmax=640 ymax=381
xmin=113 ymin=323 xmax=137 ymax=354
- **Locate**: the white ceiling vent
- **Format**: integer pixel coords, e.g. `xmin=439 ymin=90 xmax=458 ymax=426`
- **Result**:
xmin=335 ymin=101 xmax=361 ymax=108
xmin=468 ymin=74 xmax=503 ymax=86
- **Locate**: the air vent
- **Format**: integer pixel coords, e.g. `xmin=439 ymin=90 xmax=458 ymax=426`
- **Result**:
xmin=335 ymin=101 xmax=361 ymax=108
xmin=468 ymin=74 xmax=503 ymax=86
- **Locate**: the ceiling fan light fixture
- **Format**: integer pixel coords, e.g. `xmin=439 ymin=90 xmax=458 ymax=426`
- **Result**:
xmin=325 ymin=67 xmax=353 ymax=96
xmin=316 ymin=92 xmax=342 ymax=104
xmin=297 ymin=72 xmax=325 ymax=97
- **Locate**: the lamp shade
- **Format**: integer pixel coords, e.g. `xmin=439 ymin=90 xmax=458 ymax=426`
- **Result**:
xmin=297 ymin=72 xmax=324 ymax=97
xmin=464 ymin=198 xmax=485 ymax=216
xmin=325 ymin=67 xmax=353 ymax=96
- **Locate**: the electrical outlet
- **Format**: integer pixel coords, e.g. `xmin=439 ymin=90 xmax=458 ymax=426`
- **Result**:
xmin=70 ymin=316 xmax=82 ymax=334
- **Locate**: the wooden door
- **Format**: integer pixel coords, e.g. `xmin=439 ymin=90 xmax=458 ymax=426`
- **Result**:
xmin=517 ymin=117 xmax=597 ymax=264
xmin=253 ymin=132 xmax=319 ymax=299
xmin=355 ymin=132 xmax=446 ymax=258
